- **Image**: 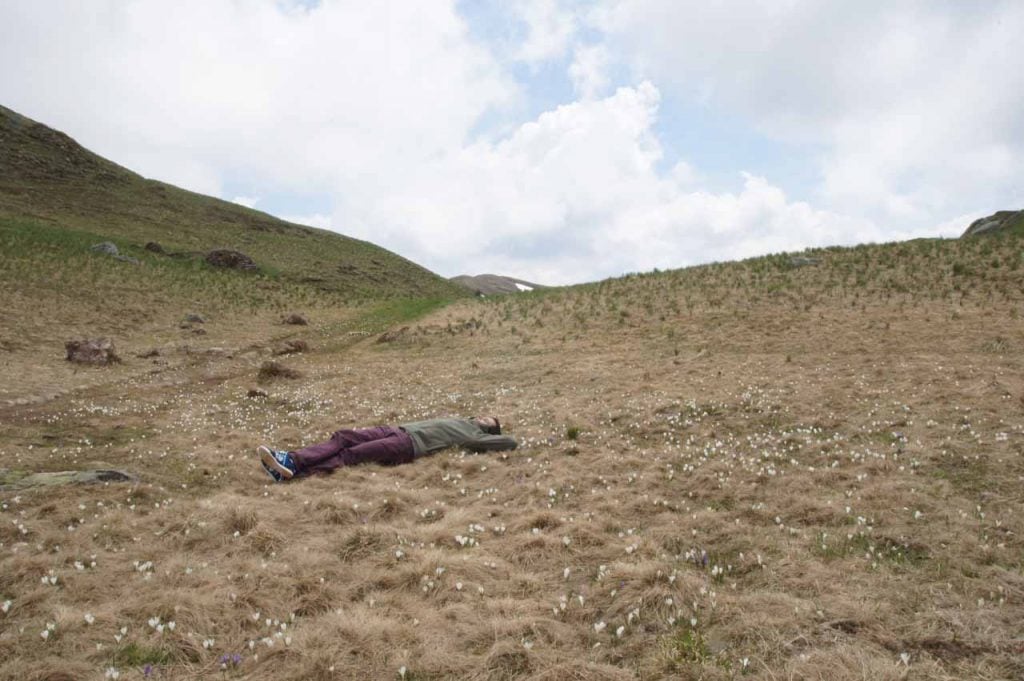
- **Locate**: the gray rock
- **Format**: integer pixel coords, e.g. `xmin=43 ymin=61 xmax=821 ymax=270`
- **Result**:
xmin=788 ymin=256 xmax=821 ymax=267
xmin=184 ymin=313 xmax=206 ymax=324
xmin=91 ymin=241 xmax=138 ymax=263
xmin=90 ymin=241 xmax=119 ymax=255
xmin=65 ymin=338 xmax=120 ymax=365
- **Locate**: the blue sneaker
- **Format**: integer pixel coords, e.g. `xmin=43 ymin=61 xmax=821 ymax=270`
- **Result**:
xmin=259 ymin=456 xmax=282 ymax=482
xmin=258 ymin=445 xmax=296 ymax=481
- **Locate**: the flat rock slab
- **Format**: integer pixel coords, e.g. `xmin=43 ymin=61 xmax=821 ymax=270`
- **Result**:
xmin=0 ymin=468 xmax=137 ymax=491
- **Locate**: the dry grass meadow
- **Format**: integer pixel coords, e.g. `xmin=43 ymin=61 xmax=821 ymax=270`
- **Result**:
xmin=1 ymin=235 xmax=1023 ymax=680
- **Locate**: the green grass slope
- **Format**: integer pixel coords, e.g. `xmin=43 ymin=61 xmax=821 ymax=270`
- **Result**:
xmin=0 ymin=104 xmax=466 ymax=301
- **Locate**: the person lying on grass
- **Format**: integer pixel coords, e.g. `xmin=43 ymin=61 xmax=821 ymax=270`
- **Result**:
xmin=258 ymin=415 xmax=516 ymax=481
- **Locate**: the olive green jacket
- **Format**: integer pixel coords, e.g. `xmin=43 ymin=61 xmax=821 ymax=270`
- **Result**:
xmin=400 ymin=418 xmax=517 ymax=457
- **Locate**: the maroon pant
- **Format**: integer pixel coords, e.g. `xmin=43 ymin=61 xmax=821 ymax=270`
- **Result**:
xmin=290 ymin=426 xmax=415 ymax=476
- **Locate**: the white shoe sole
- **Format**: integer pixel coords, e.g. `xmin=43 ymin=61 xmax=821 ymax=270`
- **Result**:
xmin=258 ymin=445 xmax=294 ymax=480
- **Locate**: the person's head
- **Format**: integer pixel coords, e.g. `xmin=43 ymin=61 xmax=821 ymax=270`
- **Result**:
xmin=474 ymin=416 xmax=501 ymax=435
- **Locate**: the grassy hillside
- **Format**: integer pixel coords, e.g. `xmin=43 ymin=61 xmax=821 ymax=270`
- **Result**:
xmin=0 ymin=103 xmax=467 ymax=411
xmin=997 ymin=210 xmax=1024 ymax=235
xmin=0 ymin=104 xmax=467 ymax=301
xmin=1 ymin=224 xmax=1022 ymax=679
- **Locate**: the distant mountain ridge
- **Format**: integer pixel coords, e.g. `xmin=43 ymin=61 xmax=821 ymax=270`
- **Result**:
xmin=451 ymin=273 xmax=546 ymax=295
xmin=0 ymin=104 xmax=466 ymax=300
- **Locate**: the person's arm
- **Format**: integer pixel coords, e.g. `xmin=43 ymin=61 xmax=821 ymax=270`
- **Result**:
xmin=465 ymin=433 xmax=518 ymax=452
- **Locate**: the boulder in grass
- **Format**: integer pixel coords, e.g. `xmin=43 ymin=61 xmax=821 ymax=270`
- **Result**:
xmin=65 ymin=338 xmax=120 ymax=365
xmin=90 ymin=241 xmax=119 ymax=256
xmin=281 ymin=312 xmax=308 ymax=326
xmin=205 ymin=249 xmax=257 ymax=271
xmin=91 ymin=241 xmax=138 ymax=264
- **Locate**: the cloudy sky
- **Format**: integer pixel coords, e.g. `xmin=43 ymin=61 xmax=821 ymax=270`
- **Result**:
xmin=3 ymin=1 xmax=1022 ymax=284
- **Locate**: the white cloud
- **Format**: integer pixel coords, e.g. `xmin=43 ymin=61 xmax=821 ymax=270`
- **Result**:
xmin=669 ymin=160 xmax=700 ymax=189
xmin=0 ymin=1 xmax=514 ymax=199
xmin=231 ymin=196 xmax=259 ymax=209
xmin=346 ymin=82 xmax=919 ymax=285
xmin=513 ymin=0 xmax=577 ymax=64
xmin=568 ymin=43 xmax=611 ymax=100
xmin=594 ymin=0 xmax=1024 ymax=226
